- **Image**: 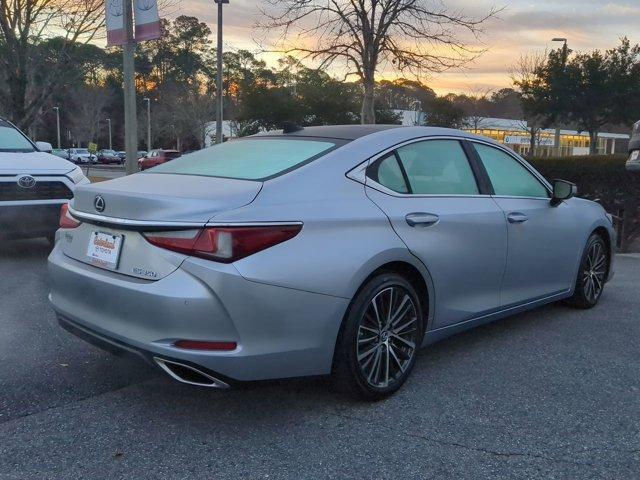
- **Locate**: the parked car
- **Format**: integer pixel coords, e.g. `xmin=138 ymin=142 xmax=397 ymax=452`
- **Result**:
xmin=68 ymin=148 xmax=97 ymax=164
xmin=97 ymin=149 xmax=122 ymax=164
xmin=137 ymin=151 xmax=147 ymax=159
xmin=138 ymin=149 xmax=181 ymax=170
xmin=49 ymin=125 xmax=615 ymax=399
xmin=0 ymin=117 xmax=88 ymax=242
xmin=626 ymin=120 xmax=640 ymax=172
xmin=116 ymin=151 xmax=127 ymax=161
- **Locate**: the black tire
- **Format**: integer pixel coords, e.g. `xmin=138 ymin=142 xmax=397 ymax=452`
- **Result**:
xmin=565 ymin=233 xmax=609 ymax=309
xmin=332 ymin=272 xmax=425 ymax=400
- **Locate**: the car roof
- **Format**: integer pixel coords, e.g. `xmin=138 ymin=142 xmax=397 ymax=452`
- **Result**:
xmin=257 ymin=124 xmax=404 ymax=141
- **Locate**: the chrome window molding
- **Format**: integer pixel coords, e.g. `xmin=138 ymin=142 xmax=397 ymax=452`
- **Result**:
xmin=346 ymin=134 xmax=553 ymax=200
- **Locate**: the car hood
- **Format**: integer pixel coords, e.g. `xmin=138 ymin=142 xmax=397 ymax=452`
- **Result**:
xmin=0 ymin=151 xmax=76 ymax=175
xmin=71 ymin=173 xmax=263 ymax=223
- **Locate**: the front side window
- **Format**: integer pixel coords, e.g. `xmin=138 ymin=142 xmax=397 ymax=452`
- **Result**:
xmin=474 ymin=144 xmax=548 ymax=198
xmin=395 ymin=140 xmax=479 ymax=195
xmin=0 ymin=121 xmax=35 ymax=152
xmin=150 ymin=138 xmax=339 ymax=180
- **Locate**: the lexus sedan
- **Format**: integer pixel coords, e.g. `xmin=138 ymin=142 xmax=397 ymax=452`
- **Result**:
xmin=48 ymin=125 xmax=615 ymax=399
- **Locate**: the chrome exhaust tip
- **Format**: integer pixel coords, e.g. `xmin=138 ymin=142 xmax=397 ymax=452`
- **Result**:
xmin=153 ymin=357 xmax=230 ymax=389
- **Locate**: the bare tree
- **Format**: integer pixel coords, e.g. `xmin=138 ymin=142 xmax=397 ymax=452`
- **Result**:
xmin=0 ymin=0 xmax=104 ymax=129
xmin=259 ymin=0 xmax=499 ymax=124
xmin=510 ymin=51 xmax=548 ymax=156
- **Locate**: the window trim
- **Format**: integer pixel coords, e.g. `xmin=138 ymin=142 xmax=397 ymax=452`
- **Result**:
xmin=468 ymin=140 xmax=552 ymax=200
xmin=360 ymin=136 xmax=488 ymax=198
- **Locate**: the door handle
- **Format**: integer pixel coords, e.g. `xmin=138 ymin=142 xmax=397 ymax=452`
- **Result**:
xmin=507 ymin=212 xmax=529 ymax=224
xmin=405 ymin=212 xmax=439 ymax=227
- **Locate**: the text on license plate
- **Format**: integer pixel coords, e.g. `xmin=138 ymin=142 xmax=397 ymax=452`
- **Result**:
xmin=86 ymin=231 xmax=123 ymax=269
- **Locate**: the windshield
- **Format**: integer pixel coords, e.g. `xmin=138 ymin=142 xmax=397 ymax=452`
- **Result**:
xmin=149 ymin=137 xmax=340 ymax=180
xmin=77 ymin=149 xmax=89 ymax=154
xmin=0 ymin=121 xmax=35 ymax=152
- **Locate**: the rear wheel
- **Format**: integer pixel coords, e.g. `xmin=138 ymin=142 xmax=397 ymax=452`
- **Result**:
xmin=566 ymin=233 xmax=609 ymax=309
xmin=332 ymin=273 xmax=424 ymax=400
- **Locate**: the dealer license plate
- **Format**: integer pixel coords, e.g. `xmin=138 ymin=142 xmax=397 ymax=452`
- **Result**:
xmin=86 ymin=231 xmax=123 ymax=270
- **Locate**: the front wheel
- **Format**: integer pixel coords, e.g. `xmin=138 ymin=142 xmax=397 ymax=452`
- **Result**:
xmin=332 ymin=273 xmax=424 ymax=400
xmin=566 ymin=233 xmax=609 ymax=309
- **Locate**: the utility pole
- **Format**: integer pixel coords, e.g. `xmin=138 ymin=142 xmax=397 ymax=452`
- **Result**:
xmin=143 ymin=97 xmax=151 ymax=151
xmin=123 ymin=0 xmax=138 ymax=175
xmin=552 ymin=37 xmax=568 ymax=156
xmin=107 ymin=118 xmax=112 ymax=150
xmin=53 ymin=107 xmax=61 ymax=149
xmin=214 ymin=0 xmax=229 ymax=144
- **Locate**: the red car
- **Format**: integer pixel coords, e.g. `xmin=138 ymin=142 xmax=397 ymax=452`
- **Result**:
xmin=138 ymin=149 xmax=181 ymax=170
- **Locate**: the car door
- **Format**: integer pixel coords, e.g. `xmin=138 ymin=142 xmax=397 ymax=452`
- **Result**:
xmin=471 ymin=142 xmax=582 ymax=306
xmin=365 ymin=138 xmax=508 ymax=328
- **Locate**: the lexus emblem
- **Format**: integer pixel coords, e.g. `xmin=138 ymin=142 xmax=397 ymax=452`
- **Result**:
xmin=94 ymin=195 xmax=105 ymax=212
xmin=17 ymin=174 xmax=36 ymax=189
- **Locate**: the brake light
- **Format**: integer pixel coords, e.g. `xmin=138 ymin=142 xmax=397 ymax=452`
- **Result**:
xmin=143 ymin=224 xmax=302 ymax=262
xmin=59 ymin=203 xmax=81 ymax=229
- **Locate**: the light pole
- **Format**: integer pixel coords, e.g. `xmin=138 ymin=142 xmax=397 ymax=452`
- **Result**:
xmin=53 ymin=106 xmax=61 ymax=149
xmin=123 ymin=0 xmax=138 ymax=175
xmin=107 ymin=118 xmax=112 ymax=150
xmin=551 ymin=37 xmax=568 ymax=156
xmin=143 ymin=97 xmax=151 ymax=152
xmin=214 ymin=0 xmax=229 ymax=144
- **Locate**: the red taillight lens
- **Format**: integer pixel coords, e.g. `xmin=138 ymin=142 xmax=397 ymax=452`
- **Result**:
xmin=143 ymin=224 xmax=302 ymax=263
xmin=174 ymin=340 xmax=237 ymax=351
xmin=59 ymin=203 xmax=81 ymax=229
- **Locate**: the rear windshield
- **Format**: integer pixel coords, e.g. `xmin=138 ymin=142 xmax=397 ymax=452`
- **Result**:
xmin=148 ymin=137 xmax=340 ymax=180
xmin=0 ymin=121 xmax=35 ymax=152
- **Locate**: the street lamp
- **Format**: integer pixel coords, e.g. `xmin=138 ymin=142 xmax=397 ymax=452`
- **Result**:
xmin=53 ymin=106 xmax=61 ymax=149
xmin=551 ymin=37 xmax=569 ymax=155
xmin=143 ymin=97 xmax=151 ymax=152
xmin=214 ymin=0 xmax=229 ymax=144
xmin=106 ymin=118 xmax=112 ymax=150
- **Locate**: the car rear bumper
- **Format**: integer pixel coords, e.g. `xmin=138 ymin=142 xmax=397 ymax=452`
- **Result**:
xmin=0 ymin=202 xmax=62 ymax=239
xmin=48 ymin=244 xmax=348 ymax=382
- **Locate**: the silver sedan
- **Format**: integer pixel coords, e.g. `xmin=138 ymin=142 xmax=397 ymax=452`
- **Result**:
xmin=48 ymin=125 xmax=615 ymax=399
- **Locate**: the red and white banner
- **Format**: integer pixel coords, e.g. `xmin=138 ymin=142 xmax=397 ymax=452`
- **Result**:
xmin=134 ymin=0 xmax=162 ymax=42
xmin=105 ymin=0 xmax=162 ymax=46
xmin=106 ymin=0 xmax=125 ymax=46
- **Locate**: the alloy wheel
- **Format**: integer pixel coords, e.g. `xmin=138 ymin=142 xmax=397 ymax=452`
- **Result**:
xmin=356 ymin=286 xmax=418 ymax=388
xmin=582 ymin=240 xmax=607 ymax=303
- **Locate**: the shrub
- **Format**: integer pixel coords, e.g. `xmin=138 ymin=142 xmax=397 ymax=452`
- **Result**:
xmin=525 ymin=154 xmax=640 ymax=251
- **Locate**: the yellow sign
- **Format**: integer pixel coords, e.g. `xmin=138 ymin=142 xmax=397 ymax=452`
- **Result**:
xmin=88 ymin=142 xmax=98 ymax=153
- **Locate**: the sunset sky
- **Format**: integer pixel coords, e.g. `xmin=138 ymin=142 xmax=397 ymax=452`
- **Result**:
xmin=167 ymin=0 xmax=638 ymax=94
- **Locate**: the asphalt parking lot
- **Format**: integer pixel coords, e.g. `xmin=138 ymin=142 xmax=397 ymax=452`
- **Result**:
xmin=1 ymin=240 xmax=639 ymax=479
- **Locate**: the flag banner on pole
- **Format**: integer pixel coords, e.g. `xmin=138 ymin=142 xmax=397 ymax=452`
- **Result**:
xmin=106 ymin=0 xmax=125 ymax=46
xmin=134 ymin=0 xmax=162 ymax=42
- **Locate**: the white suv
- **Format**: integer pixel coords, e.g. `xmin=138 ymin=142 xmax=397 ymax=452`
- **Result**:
xmin=0 ymin=118 xmax=89 ymax=242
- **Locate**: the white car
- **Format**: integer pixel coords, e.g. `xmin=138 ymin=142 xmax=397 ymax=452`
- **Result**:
xmin=0 ymin=118 xmax=89 ymax=242
xmin=68 ymin=148 xmax=97 ymax=164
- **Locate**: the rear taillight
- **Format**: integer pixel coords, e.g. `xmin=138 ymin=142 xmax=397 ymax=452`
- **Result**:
xmin=59 ymin=203 xmax=81 ymax=229
xmin=143 ymin=224 xmax=302 ymax=263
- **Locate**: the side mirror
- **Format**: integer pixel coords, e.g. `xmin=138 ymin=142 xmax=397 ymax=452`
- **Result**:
xmin=550 ymin=179 xmax=577 ymax=207
xmin=35 ymin=141 xmax=53 ymax=153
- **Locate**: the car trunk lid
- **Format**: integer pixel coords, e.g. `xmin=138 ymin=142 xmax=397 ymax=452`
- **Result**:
xmin=71 ymin=172 xmax=262 ymax=223
xmin=62 ymin=173 xmax=262 ymax=279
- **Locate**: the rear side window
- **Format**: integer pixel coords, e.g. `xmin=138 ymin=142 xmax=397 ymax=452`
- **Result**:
xmin=395 ymin=140 xmax=479 ymax=195
xmin=474 ymin=144 xmax=548 ymax=198
xmin=368 ymin=153 xmax=409 ymax=193
xmin=149 ymin=138 xmax=338 ymax=180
